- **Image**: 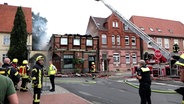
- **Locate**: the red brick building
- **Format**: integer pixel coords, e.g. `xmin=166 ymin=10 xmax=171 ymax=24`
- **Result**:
xmin=48 ymin=34 xmax=99 ymax=73
xmin=0 ymin=3 xmax=32 ymax=62
xmin=86 ymin=13 xmax=141 ymax=71
xmin=130 ymin=16 xmax=184 ymax=57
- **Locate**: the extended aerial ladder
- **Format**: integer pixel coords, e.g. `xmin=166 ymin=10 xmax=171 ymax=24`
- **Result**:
xmin=95 ymin=0 xmax=171 ymax=60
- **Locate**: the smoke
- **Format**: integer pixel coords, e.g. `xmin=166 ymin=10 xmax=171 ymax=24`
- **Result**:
xmin=32 ymin=12 xmax=49 ymax=50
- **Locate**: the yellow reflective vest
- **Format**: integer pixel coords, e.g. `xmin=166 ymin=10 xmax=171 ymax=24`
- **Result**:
xmin=48 ymin=64 xmax=57 ymax=76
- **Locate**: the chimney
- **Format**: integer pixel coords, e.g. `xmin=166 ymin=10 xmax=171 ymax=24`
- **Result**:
xmin=4 ymin=3 xmax=8 ymax=5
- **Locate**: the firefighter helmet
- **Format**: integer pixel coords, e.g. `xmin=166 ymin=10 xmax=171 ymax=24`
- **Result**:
xmin=36 ymin=56 xmax=44 ymax=61
xmin=91 ymin=62 xmax=94 ymax=64
xmin=12 ymin=58 xmax=18 ymax=63
xmin=175 ymin=54 xmax=184 ymax=66
xmin=23 ymin=60 xmax=28 ymax=64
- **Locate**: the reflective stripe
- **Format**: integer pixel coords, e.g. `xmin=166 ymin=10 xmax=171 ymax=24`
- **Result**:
xmin=14 ymin=72 xmax=19 ymax=76
xmin=141 ymin=67 xmax=150 ymax=72
xmin=7 ymin=70 xmax=10 ymax=75
xmin=38 ymin=70 xmax=42 ymax=88
xmin=32 ymin=68 xmax=37 ymax=72
xmin=32 ymin=77 xmax=36 ymax=80
xmin=0 ymin=71 xmax=5 ymax=74
xmin=34 ymin=94 xmax=40 ymax=103
xmin=182 ymin=100 xmax=184 ymax=104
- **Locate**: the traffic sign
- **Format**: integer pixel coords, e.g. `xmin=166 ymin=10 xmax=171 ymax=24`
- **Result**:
xmin=154 ymin=50 xmax=162 ymax=59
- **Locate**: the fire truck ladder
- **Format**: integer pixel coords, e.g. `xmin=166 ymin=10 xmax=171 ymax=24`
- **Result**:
xmin=95 ymin=0 xmax=171 ymax=60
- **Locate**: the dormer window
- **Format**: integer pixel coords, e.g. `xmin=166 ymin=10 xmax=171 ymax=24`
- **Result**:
xmin=140 ymin=27 xmax=145 ymax=31
xmin=149 ymin=28 xmax=154 ymax=32
xmin=168 ymin=29 xmax=173 ymax=34
xmin=156 ymin=28 xmax=162 ymax=32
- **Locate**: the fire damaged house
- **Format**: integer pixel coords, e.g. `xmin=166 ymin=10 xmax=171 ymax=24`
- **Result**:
xmin=48 ymin=34 xmax=99 ymax=73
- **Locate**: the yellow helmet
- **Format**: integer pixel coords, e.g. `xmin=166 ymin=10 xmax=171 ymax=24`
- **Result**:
xmin=36 ymin=56 xmax=44 ymax=61
xmin=23 ymin=60 xmax=28 ymax=64
xmin=91 ymin=62 xmax=94 ymax=64
xmin=12 ymin=58 xmax=18 ymax=63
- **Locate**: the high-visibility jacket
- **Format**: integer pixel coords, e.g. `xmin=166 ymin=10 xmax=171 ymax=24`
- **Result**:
xmin=48 ymin=64 xmax=57 ymax=76
xmin=91 ymin=64 xmax=96 ymax=73
xmin=19 ymin=65 xmax=30 ymax=78
xmin=31 ymin=64 xmax=44 ymax=88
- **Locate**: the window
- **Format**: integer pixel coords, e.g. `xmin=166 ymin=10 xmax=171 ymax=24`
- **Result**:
xmin=112 ymin=35 xmax=115 ymax=45
xmin=131 ymin=36 xmax=136 ymax=45
xmin=125 ymin=36 xmax=129 ymax=45
xmin=3 ymin=36 xmax=10 ymax=45
xmin=124 ymin=24 xmax=129 ymax=30
xmin=117 ymin=35 xmax=120 ymax=45
xmin=174 ymin=39 xmax=178 ymax=45
xmin=157 ymin=38 xmax=162 ymax=47
xmin=60 ymin=38 xmax=68 ymax=45
xmin=63 ymin=55 xmax=73 ymax=69
xmin=112 ymin=21 xmax=118 ymax=28
xmin=125 ymin=53 xmax=130 ymax=64
xmin=86 ymin=39 xmax=93 ymax=46
xmin=156 ymin=28 xmax=162 ymax=32
xmin=113 ymin=53 xmax=120 ymax=63
xmin=73 ymin=38 xmax=80 ymax=45
xmin=2 ymin=54 xmax=7 ymax=62
xmin=164 ymin=38 xmax=169 ymax=49
xmin=149 ymin=28 xmax=154 ymax=32
xmin=140 ymin=27 xmax=144 ymax=31
xmin=132 ymin=53 xmax=137 ymax=64
xmin=102 ymin=34 xmax=107 ymax=44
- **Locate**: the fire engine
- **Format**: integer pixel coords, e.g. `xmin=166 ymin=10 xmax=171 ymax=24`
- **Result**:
xmin=95 ymin=0 xmax=180 ymax=77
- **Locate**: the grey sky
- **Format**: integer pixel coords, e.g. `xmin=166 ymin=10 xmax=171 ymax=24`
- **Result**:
xmin=0 ymin=0 xmax=183 ymax=36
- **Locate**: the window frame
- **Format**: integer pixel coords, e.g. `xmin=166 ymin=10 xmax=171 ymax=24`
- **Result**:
xmin=164 ymin=38 xmax=169 ymax=49
xmin=125 ymin=53 xmax=130 ymax=64
xmin=112 ymin=35 xmax=115 ymax=45
xmin=174 ymin=39 xmax=178 ymax=45
xmin=102 ymin=34 xmax=107 ymax=44
xmin=117 ymin=35 xmax=120 ymax=45
xmin=86 ymin=39 xmax=93 ymax=46
xmin=63 ymin=55 xmax=74 ymax=69
xmin=113 ymin=53 xmax=120 ymax=63
xmin=60 ymin=37 xmax=68 ymax=45
xmin=132 ymin=53 xmax=137 ymax=64
xmin=73 ymin=38 xmax=80 ymax=46
xmin=125 ymin=36 xmax=129 ymax=45
xmin=157 ymin=38 xmax=162 ymax=47
xmin=3 ymin=35 xmax=10 ymax=45
xmin=131 ymin=36 xmax=136 ymax=46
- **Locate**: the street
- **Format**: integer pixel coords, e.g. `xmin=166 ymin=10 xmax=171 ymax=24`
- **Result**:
xmin=56 ymin=77 xmax=182 ymax=104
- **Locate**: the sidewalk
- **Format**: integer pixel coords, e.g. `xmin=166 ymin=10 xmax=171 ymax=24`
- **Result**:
xmin=17 ymin=82 xmax=92 ymax=104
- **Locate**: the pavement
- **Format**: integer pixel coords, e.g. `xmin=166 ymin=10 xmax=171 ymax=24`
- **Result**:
xmin=17 ymin=71 xmax=183 ymax=104
xmin=17 ymin=82 xmax=92 ymax=104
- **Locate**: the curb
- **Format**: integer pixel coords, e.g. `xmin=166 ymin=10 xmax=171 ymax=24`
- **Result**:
xmin=124 ymin=80 xmax=177 ymax=94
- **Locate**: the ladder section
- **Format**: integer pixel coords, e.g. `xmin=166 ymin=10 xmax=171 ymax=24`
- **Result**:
xmin=96 ymin=0 xmax=171 ymax=60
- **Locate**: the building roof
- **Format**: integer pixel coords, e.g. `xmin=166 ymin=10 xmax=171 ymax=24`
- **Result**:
xmin=0 ymin=3 xmax=32 ymax=33
xmin=130 ymin=15 xmax=184 ymax=38
xmin=91 ymin=16 xmax=107 ymax=31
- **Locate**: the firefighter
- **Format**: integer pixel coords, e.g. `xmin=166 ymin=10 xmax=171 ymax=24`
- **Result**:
xmin=20 ymin=60 xmax=31 ymax=92
xmin=136 ymin=60 xmax=153 ymax=104
xmin=174 ymin=54 xmax=184 ymax=104
xmin=11 ymin=58 xmax=19 ymax=70
xmin=2 ymin=58 xmax=20 ymax=90
xmin=48 ymin=60 xmax=57 ymax=92
xmin=91 ymin=62 xmax=96 ymax=80
xmin=31 ymin=56 xmax=44 ymax=104
xmin=173 ymin=43 xmax=180 ymax=53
